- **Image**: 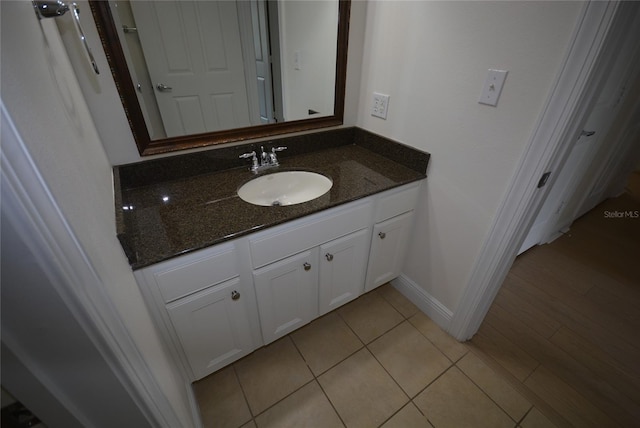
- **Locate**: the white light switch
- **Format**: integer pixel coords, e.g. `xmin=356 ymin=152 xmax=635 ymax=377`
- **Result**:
xmin=371 ymin=92 xmax=390 ymax=119
xmin=479 ymin=69 xmax=508 ymax=106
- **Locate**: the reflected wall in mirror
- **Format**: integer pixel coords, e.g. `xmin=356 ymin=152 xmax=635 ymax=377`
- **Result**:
xmin=90 ymin=0 xmax=350 ymax=156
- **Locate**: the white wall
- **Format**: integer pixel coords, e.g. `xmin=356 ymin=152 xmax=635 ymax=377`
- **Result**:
xmin=0 ymin=2 xmax=193 ymax=425
xmin=279 ymin=0 xmax=338 ymax=120
xmin=356 ymin=1 xmax=583 ymax=313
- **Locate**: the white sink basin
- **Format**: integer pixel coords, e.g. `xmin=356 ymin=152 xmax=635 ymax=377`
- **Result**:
xmin=237 ymin=171 xmax=333 ymax=206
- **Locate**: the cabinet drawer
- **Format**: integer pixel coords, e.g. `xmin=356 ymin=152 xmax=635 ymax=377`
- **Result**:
xmin=153 ymin=245 xmax=238 ymax=303
xmin=375 ymin=182 xmax=420 ymax=223
xmin=250 ymin=199 xmax=372 ymax=268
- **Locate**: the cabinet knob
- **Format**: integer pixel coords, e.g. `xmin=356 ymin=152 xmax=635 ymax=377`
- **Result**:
xmin=325 ymin=253 xmax=334 ymax=262
xmin=378 ymin=232 xmax=386 ymax=239
xmin=303 ymin=262 xmax=311 ymax=271
xmin=231 ymin=290 xmax=240 ymax=300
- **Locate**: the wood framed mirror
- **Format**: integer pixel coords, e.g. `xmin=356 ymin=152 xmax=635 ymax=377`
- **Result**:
xmin=89 ymin=0 xmax=351 ymax=156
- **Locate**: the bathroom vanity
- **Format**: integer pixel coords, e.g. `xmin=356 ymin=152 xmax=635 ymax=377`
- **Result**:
xmin=115 ymin=128 xmax=429 ymax=381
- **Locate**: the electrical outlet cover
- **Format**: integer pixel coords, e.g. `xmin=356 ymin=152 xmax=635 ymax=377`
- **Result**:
xmin=371 ymin=92 xmax=390 ymax=119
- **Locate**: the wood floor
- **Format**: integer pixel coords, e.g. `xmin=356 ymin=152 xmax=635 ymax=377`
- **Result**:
xmin=469 ymin=172 xmax=640 ymax=428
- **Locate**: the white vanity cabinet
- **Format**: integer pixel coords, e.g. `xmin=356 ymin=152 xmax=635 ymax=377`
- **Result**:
xmin=166 ymin=277 xmax=253 ymax=380
xmin=253 ymin=248 xmax=319 ymax=344
xmin=249 ymin=199 xmax=373 ymax=344
xmin=365 ymin=184 xmax=420 ymax=292
xmin=319 ymin=228 xmax=371 ymax=315
xmin=253 ymin=226 xmax=372 ymax=344
xmin=134 ymin=242 xmax=258 ymax=381
xmin=133 ymin=181 xmax=422 ymax=380
xmin=365 ymin=211 xmax=414 ymax=292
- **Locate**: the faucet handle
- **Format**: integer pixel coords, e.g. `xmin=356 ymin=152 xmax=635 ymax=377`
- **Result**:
xmin=239 ymin=151 xmax=257 ymax=160
xmin=239 ymin=151 xmax=259 ymax=172
xmin=268 ymin=146 xmax=286 ymax=166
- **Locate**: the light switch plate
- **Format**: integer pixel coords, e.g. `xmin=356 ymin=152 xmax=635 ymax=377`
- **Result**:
xmin=479 ymin=69 xmax=508 ymax=106
xmin=371 ymin=92 xmax=390 ymax=119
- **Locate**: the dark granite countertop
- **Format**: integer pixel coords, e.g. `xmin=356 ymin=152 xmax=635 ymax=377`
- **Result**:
xmin=115 ymin=128 xmax=430 ymax=269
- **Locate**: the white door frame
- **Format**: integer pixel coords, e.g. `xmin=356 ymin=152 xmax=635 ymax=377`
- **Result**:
xmin=1 ymin=102 xmax=186 ymax=427
xmin=448 ymin=1 xmax=636 ymax=341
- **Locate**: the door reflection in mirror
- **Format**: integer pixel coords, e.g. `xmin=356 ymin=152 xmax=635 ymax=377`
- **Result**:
xmin=110 ymin=0 xmax=338 ymax=139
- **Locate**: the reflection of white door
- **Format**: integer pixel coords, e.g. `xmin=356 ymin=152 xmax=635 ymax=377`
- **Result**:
xmin=130 ymin=1 xmax=252 ymax=137
xmin=251 ymin=0 xmax=276 ymax=124
xmin=108 ymin=0 xmax=166 ymax=139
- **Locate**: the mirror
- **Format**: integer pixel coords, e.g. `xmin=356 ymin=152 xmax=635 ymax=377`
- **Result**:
xmin=89 ymin=0 xmax=350 ymax=156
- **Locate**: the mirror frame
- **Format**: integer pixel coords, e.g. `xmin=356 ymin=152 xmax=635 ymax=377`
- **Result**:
xmin=89 ymin=0 xmax=351 ymax=156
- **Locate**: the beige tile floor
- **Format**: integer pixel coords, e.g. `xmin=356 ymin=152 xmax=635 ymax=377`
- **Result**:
xmin=193 ymin=284 xmax=557 ymax=428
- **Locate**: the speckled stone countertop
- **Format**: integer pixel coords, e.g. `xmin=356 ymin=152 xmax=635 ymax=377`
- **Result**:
xmin=115 ymin=128 xmax=430 ymax=269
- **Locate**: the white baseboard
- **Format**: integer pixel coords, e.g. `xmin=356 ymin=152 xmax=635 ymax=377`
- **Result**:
xmin=390 ymin=275 xmax=452 ymax=330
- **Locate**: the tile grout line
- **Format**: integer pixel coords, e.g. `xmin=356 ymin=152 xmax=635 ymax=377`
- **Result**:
xmin=288 ymin=319 xmax=349 ymax=428
xmin=232 ymin=336 xmax=319 ymax=426
xmin=362 ymin=287 xmax=414 ymax=427
xmin=453 ymin=351 xmax=529 ymax=425
xmin=216 ymin=283 xmax=516 ymax=428
xmin=365 ymin=289 xmax=461 ymax=428
xmin=231 ymin=363 xmax=257 ymax=426
xmin=332 ymin=286 xmax=416 ymax=427
xmin=364 ymin=322 xmax=422 ymax=398
xmin=335 ymin=287 xmax=409 ymax=426
xmin=313 ymin=377 xmax=348 ymax=428
xmin=231 ymin=286 xmax=399 ymax=428
xmin=468 ymin=344 xmax=570 ymax=428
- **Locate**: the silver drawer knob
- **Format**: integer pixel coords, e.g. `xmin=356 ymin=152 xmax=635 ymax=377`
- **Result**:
xmin=303 ymin=262 xmax=311 ymax=271
xmin=231 ymin=290 xmax=240 ymax=301
xmin=325 ymin=253 xmax=334 ymax=262
xmin=379 ymin=232 xmax=386 ymax=239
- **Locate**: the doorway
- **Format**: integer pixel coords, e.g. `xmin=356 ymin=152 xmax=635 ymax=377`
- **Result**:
xmin=448 ymin=1 xmax=640 ymax=342
xmin=470 ymin=175 xmax=640 ymax=426
xmin=519 ymin=12 xmax=640 ymax=255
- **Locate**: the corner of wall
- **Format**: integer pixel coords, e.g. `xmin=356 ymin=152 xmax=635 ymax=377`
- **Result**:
xmin=391 ymin=275 xmax=453 ymax=331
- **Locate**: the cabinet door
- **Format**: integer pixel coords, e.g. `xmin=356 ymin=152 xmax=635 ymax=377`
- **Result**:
xmin=319 ymin=228 xmax=370 ymax=315
xmin=167 ymin=277 xmax=253 ymax=380
xmin=365 ymin=211 xmax=414 ymax=292
xmin=253 ymin=248 xmax=319 ymax=344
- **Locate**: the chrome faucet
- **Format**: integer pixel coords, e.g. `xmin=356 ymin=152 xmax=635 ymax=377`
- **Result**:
xmin=268 ymin=146 xmax=287 ymax=167
xmin=259 ymin=146 xmax=269 ymax=166
xmin=239 ymin=145 xmax=287 ymax=173
xmin=238 ymin=150 xmax=259 ymax=172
